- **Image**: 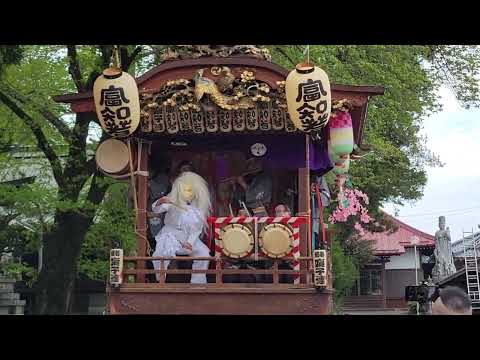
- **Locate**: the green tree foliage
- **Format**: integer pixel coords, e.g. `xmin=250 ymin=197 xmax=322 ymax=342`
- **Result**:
xmin=0 ymin=45 xmax=23 ymax=151
xmin=0 ymin=46 xmax=23 ymax=78
xmin=0 ymin=45 xmax=144 ymax=314
xmin=0 ymin=181 xmax=48 ymax=285
xmin=79 ymin=182 xmax=136 ymax=281
xmin=270 ymin=45 xmax=480 ymax=302
xmin=270 ymin=45 xmax=480 ymax=209
xmin=331 ymin=236 xmax=358 ymax=306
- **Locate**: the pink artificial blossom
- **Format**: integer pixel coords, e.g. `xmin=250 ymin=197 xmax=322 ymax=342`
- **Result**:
xmin=329 ymin=186 xmax=372 ymax=235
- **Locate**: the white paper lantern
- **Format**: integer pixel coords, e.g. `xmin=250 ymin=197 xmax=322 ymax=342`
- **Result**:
xmin=328 ymin=139 xmax=342 ymax=164
xmin=93 ymin=67 xmax=140 ymax=138
xmin=285 ymin=63 xmax=331 ymax=133
xmin=329 ymin=110 xmax=354 ymax=156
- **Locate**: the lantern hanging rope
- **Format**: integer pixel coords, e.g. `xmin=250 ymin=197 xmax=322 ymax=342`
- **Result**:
xmin=113 ymin=45 xmax=121 ymax=70
xmin=303 ymin=45 xmax=310 ymax=65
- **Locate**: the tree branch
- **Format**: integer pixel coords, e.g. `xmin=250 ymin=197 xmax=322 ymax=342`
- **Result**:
xmin=86 ymin=171 xmax=109 ymax=206
xmin=85 ymin=70 xmax=100 ymax=91
xmin=86 ymin=157 xmax=97 ymax=175
xmin=37 ymin=107 xmax=74 ymax=142
xmin=99 ymin=45 xmax=113 ymax=68
xmin=274 ymin=46 xmax=296 ymax=67
xmin=124 ymin=46 xmax=143 ymax=71
xmin=3 ymin=84 xmax=73 ymax=142
xmin=0 ymin=89 xmax=65 ymax=187
xmin=78 ymin=171 xmax=110 ymax=221
xmin=67 ymin=45 xmax=85 ymax=92
xmin=84 ymin=46 xmax=114 ymax=90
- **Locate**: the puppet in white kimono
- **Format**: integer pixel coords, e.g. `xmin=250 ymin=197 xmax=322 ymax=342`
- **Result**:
xmin=151 ymin=171 xmax=211 ymax=284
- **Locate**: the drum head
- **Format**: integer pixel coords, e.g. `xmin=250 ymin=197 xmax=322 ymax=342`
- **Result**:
xmin=259 ymin=223 xmax=294 ymax=258
xmin=219 ymin=224 xmax=254 ymax=259
xmin=96 ymin=139 xmax=130 ymax=174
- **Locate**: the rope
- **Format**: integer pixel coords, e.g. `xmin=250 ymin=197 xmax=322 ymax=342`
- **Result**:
xmin=127 ymin=139 xmax=152 ymax=256
xmin=135 ymin=231 xmax=151 ymax=255
xmin=137 ymin=140 xmax=142 ymax=174
xmin=113 ymin=45 xmax=121 ymax=69
xmin=138 ymin=140 xmax=152 ymax=255
xmin=127 ymin=139 xmax=138 ymax=215
xmin=303 ymin=45 xmax=311 ymax=65
xmin=97 ymin=168 xmax=149 ymax=179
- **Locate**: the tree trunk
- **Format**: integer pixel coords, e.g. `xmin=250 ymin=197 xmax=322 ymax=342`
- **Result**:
xmin=34 ymin=210 xmax=92 ymax=314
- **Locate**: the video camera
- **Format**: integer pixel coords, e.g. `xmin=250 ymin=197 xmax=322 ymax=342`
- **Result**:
xmin=405 ymin=281 xmax=439 ymax=304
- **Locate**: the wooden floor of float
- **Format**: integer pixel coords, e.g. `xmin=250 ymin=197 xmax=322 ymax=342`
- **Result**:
xmin=107 ymin=284 xmax=334 ymax=315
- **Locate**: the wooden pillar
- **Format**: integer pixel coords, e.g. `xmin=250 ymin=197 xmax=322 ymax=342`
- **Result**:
xmin=210 ymin=152 xmax=216 ymax=216
xmin=298 ymin=167 xmax=309 ymax=283
xmin=136 ymin=140 xmax=149 ymax=283
xmin=381 ymin=263 xmax=387 ymax=308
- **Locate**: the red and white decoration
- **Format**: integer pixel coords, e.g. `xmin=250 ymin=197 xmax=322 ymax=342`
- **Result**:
xmin=209 ymin=216 xmax=306 ymax=284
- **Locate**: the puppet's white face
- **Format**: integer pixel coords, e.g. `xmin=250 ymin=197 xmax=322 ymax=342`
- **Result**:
xmin=180 ymin=183 xmax=195 ymax=203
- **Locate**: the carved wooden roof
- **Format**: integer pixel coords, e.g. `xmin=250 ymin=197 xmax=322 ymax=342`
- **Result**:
xmin=53 ymin=57 xmax=384 ymax=145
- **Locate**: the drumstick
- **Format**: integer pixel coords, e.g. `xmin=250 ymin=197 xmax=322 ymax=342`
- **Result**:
xmin=240 ymin=201 xmax=251 ymax=217
xmin=228 ymin=203 xmax=234 ymax=217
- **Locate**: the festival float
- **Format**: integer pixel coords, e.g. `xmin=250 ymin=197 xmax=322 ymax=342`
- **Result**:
xmin=54 ymin=45 xmax=384 ymax=315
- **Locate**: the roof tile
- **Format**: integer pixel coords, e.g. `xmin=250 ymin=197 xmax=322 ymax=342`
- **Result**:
xmin=362 ymin=213 xmax=435 ymax=256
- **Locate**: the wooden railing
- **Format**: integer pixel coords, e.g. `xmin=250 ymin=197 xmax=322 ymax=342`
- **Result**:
xmin=120 ymin=255 xmax=317 ymax=286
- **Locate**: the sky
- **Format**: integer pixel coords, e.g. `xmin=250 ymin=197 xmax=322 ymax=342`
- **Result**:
xmin=382 ymin=86 xmax=480 ymax=243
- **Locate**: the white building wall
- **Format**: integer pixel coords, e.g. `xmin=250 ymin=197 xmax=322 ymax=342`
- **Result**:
xmin=452 ymin=233 xmax=480 ymax=257
xmin=385 ymin=248 xmax=420 ymax=270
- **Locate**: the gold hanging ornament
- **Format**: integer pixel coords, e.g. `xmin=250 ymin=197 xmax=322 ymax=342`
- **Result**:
xmin=285 ymin=46 xmax=331 ymax=134
xmin=93 ymin=45 xmax=140 ymax=138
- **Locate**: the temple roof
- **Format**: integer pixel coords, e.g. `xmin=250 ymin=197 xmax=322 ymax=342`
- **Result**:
xmin=362 ymin=212 xmax=436 ymax=256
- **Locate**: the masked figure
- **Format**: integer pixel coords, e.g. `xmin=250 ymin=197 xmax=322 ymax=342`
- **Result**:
xmin=234 ymin=157 xmax=273 ymax=214
xmin=152 ymin=171 xmax=212 ymax=284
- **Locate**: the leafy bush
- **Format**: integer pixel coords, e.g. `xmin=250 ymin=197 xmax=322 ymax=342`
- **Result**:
xmin=331 ymin=234 xmax=359 ymax=307
xmin=78 ymin=182 xmax=136 ymax=282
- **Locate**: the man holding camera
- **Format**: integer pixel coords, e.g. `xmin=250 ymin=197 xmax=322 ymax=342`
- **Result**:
xmin=406 ymin=284 xmax=472 ymax=315
xmin=431 ymin=286 xmax=473 ymax=315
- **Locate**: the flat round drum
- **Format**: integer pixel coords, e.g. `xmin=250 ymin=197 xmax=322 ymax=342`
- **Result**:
xmin=219 ymin=224 xmax=254 ymax=259
xmin=259 ymin=223 xmax=294 ymax=258
xmin=96 ymin=138 xmax=130 ymax=174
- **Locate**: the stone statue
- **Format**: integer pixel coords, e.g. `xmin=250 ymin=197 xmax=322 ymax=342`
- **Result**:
xmin=432 ymin=216 xmax=457 ymax=282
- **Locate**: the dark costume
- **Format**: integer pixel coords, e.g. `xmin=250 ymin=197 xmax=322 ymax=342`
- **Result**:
xmin=147 ymin=173 xmax=171 ymax=239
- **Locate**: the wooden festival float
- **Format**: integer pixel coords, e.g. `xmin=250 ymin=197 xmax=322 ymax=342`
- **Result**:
xmin=54 ymin=46 xmax=384 ymax=314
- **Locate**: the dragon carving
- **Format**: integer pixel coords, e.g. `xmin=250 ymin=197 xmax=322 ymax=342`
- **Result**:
xmin=193 ymin=68 xmax=255 ymax=110
xmin=139 ymin=66 xmax=275 ymax=122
